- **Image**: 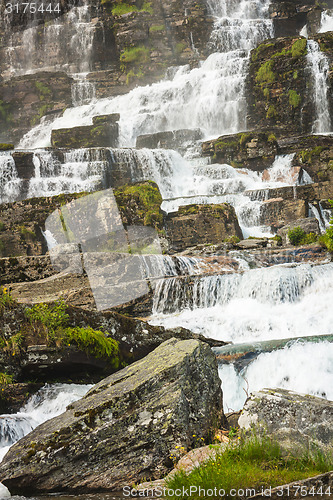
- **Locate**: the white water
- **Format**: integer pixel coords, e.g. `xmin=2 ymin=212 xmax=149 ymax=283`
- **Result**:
xmin=71 ymin=73 xmax=96 ymax=107
xmin=0 ymin=383 xmax=92 ymax=497
xmin=150 ymin=262 xmax=333 ymax=342
xmin=19 ymin=0 xmax=273 ymax=149
xmin=0 ymin=153 xmax=21 ymax=204
xmin=3 ymin=1 xmax=95 ymax=79
xmin=219 ymin=341 xmax=333 ymax=412
xmin=306 ymin=39 xmax=332 ymax=134
xmin=319 ymin=10 xmax=333 ymax=33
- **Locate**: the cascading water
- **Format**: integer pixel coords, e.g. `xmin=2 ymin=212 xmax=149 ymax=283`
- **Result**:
xmin=2 ymin=0 xmax=96 ymax=79
xmin=306 ymin=39 xmax=332 ymax=134
xmin=319 ymin=10 xmax=333 ymax=33
xmin=0 ymin=153 xmax=21 ymax=204
xmin=19 ymin=0 xmax=274 ymax=149
xmin=0 ymin=384 xmax=92 ymax=497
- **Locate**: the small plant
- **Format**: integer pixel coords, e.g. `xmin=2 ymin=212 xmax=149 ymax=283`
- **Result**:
xmin=63 ymin=327 xmax=120 ymax=367
xmin=288 ymin=227 xmax=318 ymax=246
xmin=25 ymin=301 xmax=69 ymax=342
xmin=0 ymin=287 xmax=15 ymax=313
xmin=0 ymin=372 xmax=13 ymax=385
xmin=256 ymin=60 xmax=275 ymax=85
xmin=266 ymin=105 xmax=277 ymax=120
xmin=320 ymin=200 xmax=333 ymax=252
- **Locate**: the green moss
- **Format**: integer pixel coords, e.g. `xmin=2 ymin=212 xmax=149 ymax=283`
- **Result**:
xmin=63 ymin=327 xmax=120 ymax=367
xmin=126 ymin=68 xmax=144 ymax=85
xmin=256 ymin=60 xmax=275 ymax=85
xmin=266 ymin=105 xmax=277 ymax=120
xmin=0 ymin=222 xmax=5 ymax=231
xmin=0 ymin=143 xmax=14 ymax=151
xmin=19 ymin=225 xmax=36 ymax=239
xmin=263 ymin=87 xmax=269 ymax=98
xmin=291 ymin=38 xmax=307 ymax=58
xmin=293 ymin=70 xmax=298 ymax=79
xmin=239 ymin=133 xmax=251 ymax=147
xmin=114 ymin=181 xmax=163 ymax=230
xmin=288 ymin=90 xmax=301 ymax=108
xmin=35 ymin=81 xmax=52 ymax=100
xmin=268 ymin=133 xmax=277 ymax=143
xmin=120 ymin=46 xmax=150 ymax=66
xmin=300 ymin=146 xmax=324 ymax=164
xmin=175 ymin=42 xmax=187 ymax=55
xmin=0 ymin=100 xmax=12 ymax=123
xmin=215 ymin=140 xmax=238 ymax=153
xmin=150 ymin=24 xmax=165 ymax=32
xmin=110 ymin=1 xmax=152 ymax=16
xmin=251 ymin=42 xmax=275 ymax=62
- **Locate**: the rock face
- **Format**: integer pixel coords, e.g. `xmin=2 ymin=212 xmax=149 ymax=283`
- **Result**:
xmin=0 ymin=72 xmax=73 ymax=144
xmin=165 ymin=204 xmax=243 ymax=252
xmin=247 ymin=34 xmax=333 ymax=134
xmin=0 ymin=338 xmax=224 ymax=494
xmin=51 ymin=114 xmax=119 ymax=148
xmin=136 ymin=129 xmax=202 ymax=151
xmin=239 ymin=388 xmax=333 ymax=451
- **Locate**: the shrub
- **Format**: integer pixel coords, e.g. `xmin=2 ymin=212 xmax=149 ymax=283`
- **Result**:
xmin=288 ymin=227 xmax=318 ymax=246
xmin=0 ymin=372 xmax=13 ymax=385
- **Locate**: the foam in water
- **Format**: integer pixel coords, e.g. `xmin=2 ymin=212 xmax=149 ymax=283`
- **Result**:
xmin=219 ymin=341 xmax=333 ymax=412
xmin=19 ymin=0 xmax=273 ymax=149
xmin=150 ymin=262 xmax=333 ymax=343
xmin=319 ymin=10 xmax=333 ymax=33
xmin=0 ymin=383 xmax=92 ymax=497
xmin=306 ymin=39 xmax=332 ymax=134
xmin=0 ymin=153 xmax=21 ymax=204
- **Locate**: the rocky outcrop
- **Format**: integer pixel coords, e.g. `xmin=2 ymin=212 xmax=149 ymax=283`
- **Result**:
xmin=0 ymin=255 xmax=56 ymax=286
xmin=51 ymin=114 xmax=119 ymax=148
xmin=0 ymin=383 xmax=43 ymax=414
xmin=202 ymin=131 xmax=279 ymax=172
xmin=136 ymin=129 xmax=202 ymax=151
xmin=165 ymin=204 xmax=243 ymax=253
xmin=0 ymin=338 xmax=225 ymax=494
xmin=239 ymin=388 xmax=333 ymax=451
xmin=260 ymin=198 xmax=307 ymax=227
xmin=246 ymin=34 xmax=333 ymax=134
xmin=269 ymin=0 xmax=323 ymax=37
xmin=0 ymin=72 xmax=73 ymax=144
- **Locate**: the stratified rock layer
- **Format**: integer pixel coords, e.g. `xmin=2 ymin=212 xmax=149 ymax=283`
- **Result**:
xmin=0 ymin=338 xmax=224 ymax=494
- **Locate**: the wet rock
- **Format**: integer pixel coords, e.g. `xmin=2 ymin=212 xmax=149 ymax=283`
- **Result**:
xmin=260 ymin=198 xmax=307 ymax=227
xmin=0 ymin=338 xmax=225 ymax=494
xmin=270 ymin=0 xmax=319 ymax=37
xmin=165 ymin=204 xmax=243 ymax=253
xmin=236 ymin=239 xmax=268 ymax=250
xmin=239 ymin=388 xmax=333 ymax=451
xmin=0 ymin=383 xmax=43 ymax=414
xmin=136 ymin=129 xmax=202 ymax=151
xmin=51 ymin=121 xmax=119 ymax=149
xmin=0 ymin=72 xmax=73 ymax=145
xmin=202 ymin=131 xmax=278 ymax=171
xmin=0 ymin=255 xmax=56 ymax=286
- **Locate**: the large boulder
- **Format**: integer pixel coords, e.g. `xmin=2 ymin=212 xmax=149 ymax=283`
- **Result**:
xmin=0 ymin=338 xmax=225 ymax=495
xmin=136 ymin=129 xmax=202 ymax=151
xmin=239 ymin=388 xmax=333 ymax=451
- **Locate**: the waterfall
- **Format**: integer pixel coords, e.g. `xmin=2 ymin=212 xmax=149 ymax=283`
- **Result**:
xmin=309 ymin=202 xmax=331 ymax=233
xmin=2 ymin=0 xmax=95 ymax=79
xmin=0 ymin=383 xmax=92 ymax=497
xmin=0 ymin=153 xmax=21 ymax=204
xmin=306 ymin=40 xmax=332 ymax=134
xmin=219 ymin=341 xmax=333 ymax=412
xmin=71 ymin=74 xmax=96 ymax=107
xmin=150 ymin=262 xmax=333 ymax=343
xmin=319 ymin=10 xmax=333 ymax=33
xmin=19 ymin=0 xmax=274 ymax=149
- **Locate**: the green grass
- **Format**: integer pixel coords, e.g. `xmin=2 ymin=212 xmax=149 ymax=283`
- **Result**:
xmin=150 ymin=24 xmax=165 ymax=32
xmin=120 ymin=46 xmax=150 ymax=65
xmin=256 ymin=60 xmax=275 ymax=85
xmin=165 ymin=433 xmax=333 ymax=499
xmin=110 ymin=1 xmax=153 ymax=16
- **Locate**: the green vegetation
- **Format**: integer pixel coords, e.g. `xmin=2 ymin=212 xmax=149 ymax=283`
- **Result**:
xmin=291 ymin=38 xmax=307 ymax=58
xmin=266 ymin=105 xmax=277 ymax=120
xmin=300 ymin=146 xmax=324 ymax=164
xmin=0 ymin=100 xmax=12 ymax=122
xmin=175 ymin=42 xmax=187 ymax=55
xmin=165 ymin=432 xmax=333 ymax=499
xmin=0 ymin=372 xmax=13 ymax=385
xmin=0 ymin=287 xmax=15 ymax=314
xmin=0 ymin=221 xmax=5 ymax=231
xmin=293 ymin=70 xmax=298 ymax=79
xmin=267 ymin=133 xmax=277 ymax=143
xmin=288 ymin=90 xmax=301 ymax=108
xmin=288 ymin=227 xmax=318 ymax=246
xmin=120 ymin=46 xmax=150 ymax=66
xmin=0 ymin=143 xmax=14 ymax=151
xmin=24 ymin=302 xmax=120 ymax=366
xmin=256 ymin=60 xmax=275 ymax=85
xmin=251 ymin=42 xmax=275 ymax=62
xmin=150 ymin=24 xmax=165 ymax=32
xmin=114 ymin=181 xmax=163 ymax=230
xmin=126 ymin=68 xmax=144 ymax=85
xmin=19 ymin=225 xmax=36 ymax=239
xmin=35 ymin=81 xmax=52 ymax=100
xmin=320 ymin=200 xmax=333 ymax=252
xmin=109 ymin=1 xmax=153 ymax=16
